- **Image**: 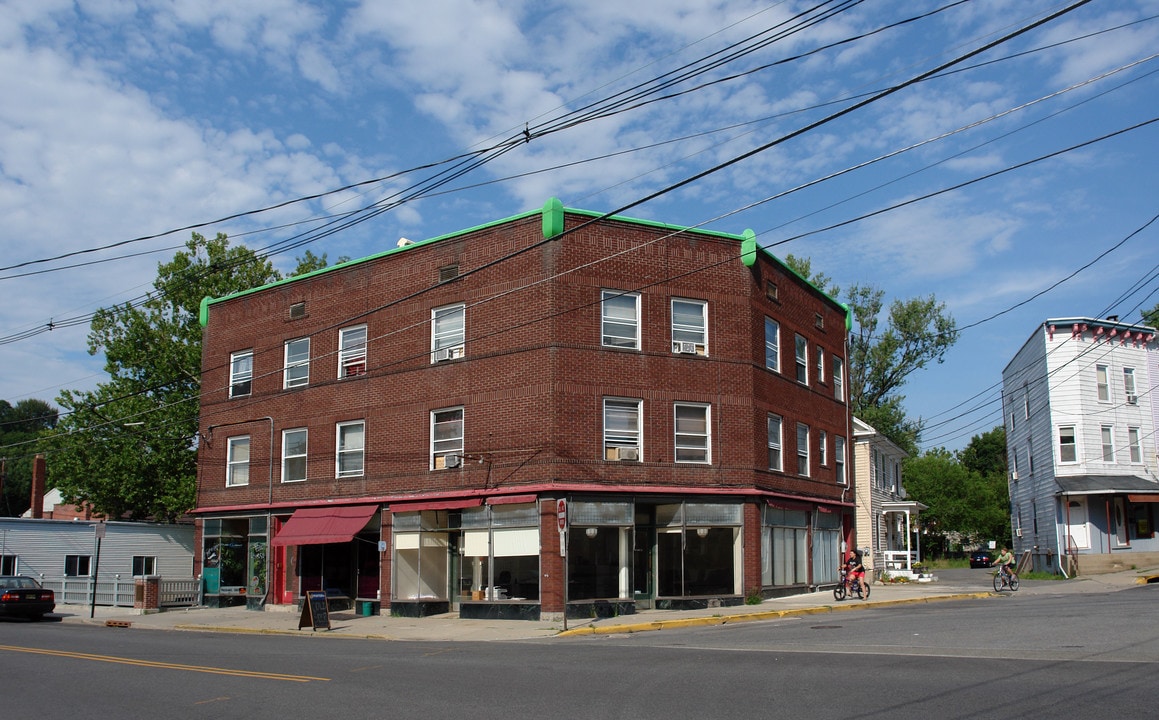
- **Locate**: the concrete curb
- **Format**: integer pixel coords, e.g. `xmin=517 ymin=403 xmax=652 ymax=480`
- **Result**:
xmin=557 ymin=592 xmax=995 ymax=637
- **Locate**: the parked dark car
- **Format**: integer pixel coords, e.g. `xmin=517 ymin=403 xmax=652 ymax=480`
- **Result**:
xmin=969 ymin=550 xmax=994 ymax=568
xmin=0 ymin=576 xmax=55 ymax=620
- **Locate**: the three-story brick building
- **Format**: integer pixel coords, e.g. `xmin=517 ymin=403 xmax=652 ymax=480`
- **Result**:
xmin=195 ymin=198 xmax=853 ymax=619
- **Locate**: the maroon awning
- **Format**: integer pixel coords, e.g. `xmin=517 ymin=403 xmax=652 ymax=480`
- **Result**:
xmin=389 ymin=498 xmax=482 ymax=513
xmin=271 ymin=505 xmax=378 ymax=546
xmin=487 ymin=494 xmax=538 ymax=506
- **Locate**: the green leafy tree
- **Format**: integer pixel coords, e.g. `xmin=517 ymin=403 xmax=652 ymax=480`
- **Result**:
xmin=1143 ymin=302 xmax=1159 ymax=330
xmin=0 ymin=399 xmax=59 ymax=516
xmin=904 ymin=443 xmax=1010 ymax=556
xmin=47 ymin=233 xmax=288 ymax=521
xmin=958 ymin=426 xmax=1007 ymax=477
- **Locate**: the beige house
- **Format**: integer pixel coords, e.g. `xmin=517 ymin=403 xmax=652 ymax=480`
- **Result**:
xmin=853 ymin=417 xmax=926 ymax=577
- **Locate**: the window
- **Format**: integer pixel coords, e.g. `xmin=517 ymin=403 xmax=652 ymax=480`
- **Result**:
xmin=819 ymin=430 xmax=827 ymax=466
xmin=671 ymin=299 xmax=707 ymax=355
xmin=1058 ymin=426 xmax=1077 ymax=463
xmin=431 ymin=408 xmax=464 ymax=469
xmin=833 ymin=356 xmax=844 ymax=402
xmin=336 ymin=421 xmax=365 ymax=477
xmin=1 ymin=554 xmax=16 ymax=575
xmin=282 ymin=428 xmax=308 ymax=483
xmin=64 ymin=555 xmax=91 ymax=577
xmin=602 ymin=291 xmax=640 ymax=349
xmin=229 ymin=350 xmax=253 ymax=397
xmin=132 ymin=556 xmax=156 ymax=576
xmin=338 ymin=325 xmax=367 ymax=378
xmin=1096 ymin=365 xmax=1110 ymax=402
xmin=1129 ymin=427 xmax=1142 ymax=463
xmin=764 ymin=318 xmax=780 ymax=372
xmin=1101 ymin=425 xmax=1114 ymax=462
xmin=227 ymin=436 xmax=250 ymax=487
xmin=284 ymin=337 xmax=310 ymax=388
xmin=835 ymin=436 xmax=846 ymax=484
xmin=1124 ymin=368 xmax=1137 ymax=404
xmin=604 ymin=398 xmax=642 ymax=461
xmin=431 ymin=304 xmax=465 ymax=362
xmin=1012 ymin=449 xmax=1019 ymax=477
xmin=816 ymin=348 xmax=824 ymax=383
xmin=796 ymin=423 xmax=810 ymax=477
xmin=795 ymin=335 xmax=808 ymax=384
xmin=767 ymin=414 xmax=783 ymax=471
xmin=1023 ymin=391 xmax=1029 ymax=419
xmin=1027 ymin=445 xmax=1034 ymax=474
xmin=674 ymin=403 xmax=710 ymax=463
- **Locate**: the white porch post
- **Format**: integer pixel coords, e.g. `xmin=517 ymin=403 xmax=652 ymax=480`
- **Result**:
xmin=904 ymin=510 xmax=912 ymax=572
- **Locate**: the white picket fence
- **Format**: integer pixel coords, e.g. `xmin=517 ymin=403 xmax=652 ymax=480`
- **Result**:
xmin=42 ymin=576 xmax=201 ymax=608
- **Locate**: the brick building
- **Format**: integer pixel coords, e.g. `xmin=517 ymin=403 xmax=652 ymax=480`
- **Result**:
xmin=195 ymin=198 xmax=853 ymax=619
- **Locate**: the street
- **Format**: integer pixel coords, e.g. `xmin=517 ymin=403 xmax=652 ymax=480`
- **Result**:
xmin=2 ymin=582 xmax=1156 ymax=719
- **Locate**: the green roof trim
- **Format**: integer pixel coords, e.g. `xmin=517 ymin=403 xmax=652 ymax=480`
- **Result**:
xmin=740 ymin=229 xmax=757 ymax=267
xmin=542 ymin=196 xmax=564 ymax=238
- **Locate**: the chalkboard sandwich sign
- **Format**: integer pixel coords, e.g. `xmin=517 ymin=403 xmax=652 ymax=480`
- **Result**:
xmin=299 ymin=590 xmax=331 ymax=631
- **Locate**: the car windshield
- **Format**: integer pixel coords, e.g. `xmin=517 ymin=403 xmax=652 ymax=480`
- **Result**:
xmin=0 ymin=576 xmax=40 ymax=589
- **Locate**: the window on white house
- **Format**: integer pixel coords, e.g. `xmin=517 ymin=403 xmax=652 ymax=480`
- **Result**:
xmin=1027 ymin=445 xmax=1034 ymax=473
xmin=227 ymin=436 xmax=250 ymax=487
xmin=767 ymin=414 xmax=783 ymax=471
xmin=132 ymin=556 xmax=156 ymax=576
xmin=1023 ymin=385 xmax=1030 ymax=419
xmin=819 ymin=430 xmax=827 ymax=466
xmin=833 ymin=356 xmax=844 ymax=402
xmin=229 ymin=350 xmax=253 ymax=397
xmin=604 ymin=398 xmax=642 ymax=461
xmin=1058 ymin=426 xmax=1077 ymax=463
xmin=431 ymin=304 xmax=465 ymax=362
xmin=797 ymin=423 xmax=810 ymax=477
xmin=64 ymin=555 xmax=92 ymax=577
xmin=282 ymin=428 xmax=308 ymax=482
xmin=284 ymin=337 xmax=310 ymax=388
xmin=1101 ymin=425 xmax=1114 ymax=462
xmin=431 ymin=408 xmax=464 ymax=469
xmin=1129 ymin=427 xmax=1142 ymax=463
xmin=1096 ymin=365 xmax=1110 ymax=402
xmin=835 ymin=436 xmax=846 ymax=484
xmin=671 ymin=299 xmax=707 ymax=355
xmin=674 ymin=403 xmax=710 ymax=463
xmin=764 ymin=318 xmax=780 ymax=372
xmin=338 ymin=325 xmax=367 ymax=378
xmin=1012 ymin=449 xmax=1019 ymax=477
xmin=795 ymin=335 xmax=808 ymax=384
xmin=1123 ymin=368 xmax=1137 ymax=404
xmin=601 ymin=290 xmax=640 ymax=349
xmin=1 ymin=554 xmax=17 ymax=575
xmin=336 ymin=421 xmax=365 ymax=477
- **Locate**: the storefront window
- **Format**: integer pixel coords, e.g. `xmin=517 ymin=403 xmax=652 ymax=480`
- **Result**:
xmin=812 ymin=511 xmax=842 ymax=584
xmin=653 ymin=502 xmax=741 ymax=598
xmin=762 ymin=506 xmax=808 ymax=586
xmin=570 ymin=501 xmax=633 ymax=601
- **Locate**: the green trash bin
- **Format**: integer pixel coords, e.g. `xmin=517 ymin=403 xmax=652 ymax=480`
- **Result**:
xmin=357 ymin=600 xmax=379 ymax=616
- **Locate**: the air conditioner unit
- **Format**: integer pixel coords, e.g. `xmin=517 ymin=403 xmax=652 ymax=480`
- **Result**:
xmin=433 ymin=347 xmax=452 ymax=362
xmin=1126 ymin=394 xmax=1138 ymax=405
xmin=617 ymin=447 xmax=640 ymax=461
xmin=1016 ymin=528 xmax=1023 ymax=538
xmin=444 ymin=454 xmax=461 ymax=469
xmin=1011 ymin=471 xmax=1019 ymax=481
xmin=673 ymin=341 xmax=698 ymax=354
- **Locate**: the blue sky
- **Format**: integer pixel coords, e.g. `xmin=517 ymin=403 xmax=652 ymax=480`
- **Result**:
xmin=1 ymin=0 xmax=1157 ymax=452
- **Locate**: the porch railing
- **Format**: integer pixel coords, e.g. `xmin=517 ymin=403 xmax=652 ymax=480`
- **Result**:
xmin=39 ymin=576 xmax=201 ymax=608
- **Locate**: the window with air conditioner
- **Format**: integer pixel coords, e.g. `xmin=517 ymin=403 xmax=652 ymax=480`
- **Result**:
xmin=674 ymin=403 xmax=710 ymax=463
xmin=338 ymin=325 xmax=367 ymax=378
xmin=1123 ymin=367 xmax=1137 ymax=404
xmin=229 ymin=350 xmax=253 ymax=397
xmin=604 ymin=398 xmax=642 ymax=460
xmin=227 ymin=435 xmax=250 ymax=487
xmin=431 ymin=304 xmax=465 ymax=363
xmin=283 ymin=337 xmax=310 ymax=388
xmin=671 ymin=299 xmax=707 ymax=356
xmin=602 ymin=291 xmax=640 ymax=350
xmin=431 ymin=408 xmax=464 ymax=469
xmin=336 ymin=421 xmax=365 ymax=477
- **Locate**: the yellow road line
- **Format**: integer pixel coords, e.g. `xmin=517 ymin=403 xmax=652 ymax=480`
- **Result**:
xmin=0 ymin=645 xmax=329 ymax=682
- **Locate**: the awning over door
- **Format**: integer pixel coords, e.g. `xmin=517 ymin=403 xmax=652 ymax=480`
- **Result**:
xmin=271 ymin=505 xmax=378 ymax=546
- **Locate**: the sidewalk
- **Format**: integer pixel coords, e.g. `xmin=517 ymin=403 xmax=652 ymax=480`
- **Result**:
xmin=53 ymin=567 xmax=1157 ymax=643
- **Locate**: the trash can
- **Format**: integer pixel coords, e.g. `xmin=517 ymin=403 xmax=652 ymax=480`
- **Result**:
xmin=357 ymin=600 xmax=379 ymax=616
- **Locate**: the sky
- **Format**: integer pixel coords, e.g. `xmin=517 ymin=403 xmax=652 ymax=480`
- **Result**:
xmin=1 ymin=0 xmax=1157 ymax=453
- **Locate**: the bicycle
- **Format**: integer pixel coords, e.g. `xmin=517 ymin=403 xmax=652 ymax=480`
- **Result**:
xmin=833 ymin=567 xmax=871 ymax=601
xmin=992 ymin=564 xmax=1020 ymax=592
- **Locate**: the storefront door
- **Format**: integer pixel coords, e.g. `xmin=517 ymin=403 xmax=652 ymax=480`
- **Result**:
xmin=633 ymin=527 xmax=655 ymax=609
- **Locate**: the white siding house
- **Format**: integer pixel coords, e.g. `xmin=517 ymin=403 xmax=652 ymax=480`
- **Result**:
xmin=852 ymin=417 xmax=925 ymax=576
xmin=1002 ymin=317 xmax=1159 ymax=575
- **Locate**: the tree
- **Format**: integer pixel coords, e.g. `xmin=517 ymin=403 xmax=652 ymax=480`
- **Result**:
xmin=47 ymin=233 xmax=290 ymax=521
xmin=1144 ymin=302 xmax=1159 ymax=330
xmin=903 ymin=447 xmax=1009 ymax=556
xmin=0 ymin=399 xmax=59 ymax=516
xmin=958 ymin=426 xmax=1007 ymax=478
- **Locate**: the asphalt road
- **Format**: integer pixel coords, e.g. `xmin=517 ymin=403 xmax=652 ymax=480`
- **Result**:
xmin=3 ymin=581 xmax=1155 ymax=719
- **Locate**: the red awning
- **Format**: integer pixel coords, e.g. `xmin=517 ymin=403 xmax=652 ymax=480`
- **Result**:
xmin=487 ymin=494 xmax=538 ymax=506
xmin=271 ymin=505 xmax=378 ymax=546
xmin=1128 ymin=494 xmax=1159 ymax=503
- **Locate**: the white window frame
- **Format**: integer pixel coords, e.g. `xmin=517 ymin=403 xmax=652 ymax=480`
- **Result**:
xmin=1096 ymin=365 xmax=1110 ymax=402
xmin=338 ymin=325 xmax=368 ymax=378
xmin=819 ymin=430 xmax=828 ymax=466
xmin=796 ymin=423 xmax=810 ymax=477
xmin=671 ymin=298 xmax=707 ymax=355
xmin=226 ymin=435 xmax=250 ymax=487
xmin=132 ymin=556 xmax=157 ymax=577
xmin=1123 ymin=367 xmax=1137 ymax=404
xmin=431 ymin=304 xmax=466 ymax=362
xmin=604 ymin=398 xmax=642 ymax=461
xmin=833 ymin=356 xmax=844 ymax=402
xmin=1101 ymin=425 xmax=1114 ymax=463
xmin=767 ymin=414 xmax=783 ymax=471
xmin=835 ymin=436 xmax=846 ymax=485
xmin=229 ymin=350 xmax=253 ymax=398
xmin=764 ymin=318 xmax=780 ymax=372
xmin=336 ymin=420 xmax=365 ymax=478
xmin=431 ymin=408 xmax=465 ymax=469
xmin=601 ymin=290 xmax=640 ymax=350
xmin=674 ymin=402 xmax=710 ymax=464
xmin=1128 ymin=427 xmax=1142 ymax=463
xmin=281 ymin=428 xmax=308 ymax=483
xmin=283 ymin=337 xmax=310 ymax=389
xmin=816 ymin=347 xmax=824 ymax=384
xmin=64 ymin=555 xmax=91 ymax=577
xmin=1058 ymin=425 xmax=1077 ymax=463
xmin=795 ymin=335 xmax=808 ymax=385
